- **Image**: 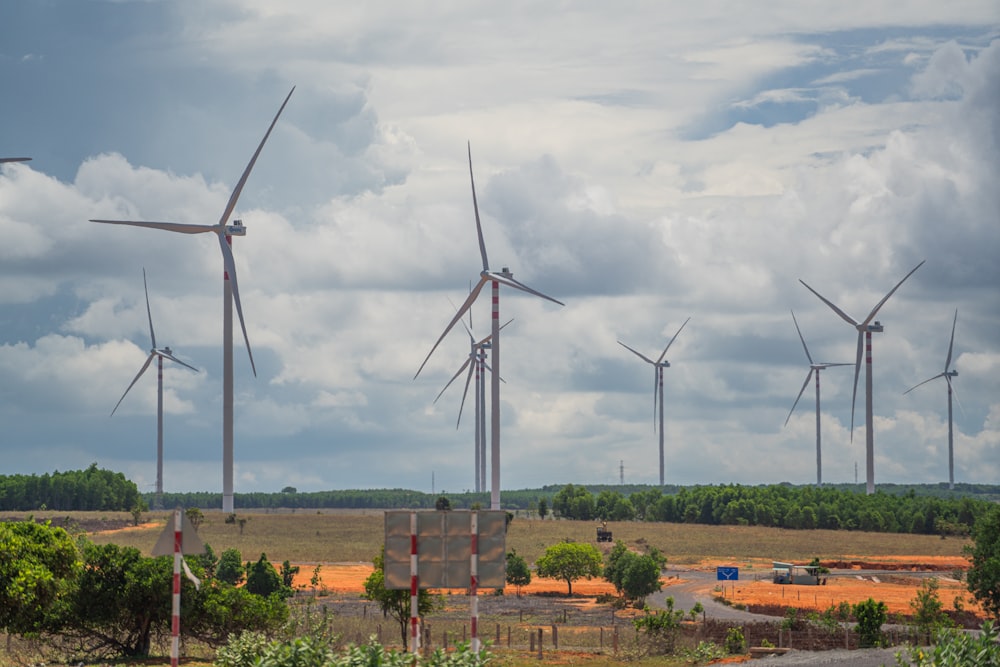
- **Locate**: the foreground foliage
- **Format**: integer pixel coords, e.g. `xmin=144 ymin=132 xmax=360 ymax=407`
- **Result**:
xmin=0 ymin=521 xmax=288 ymax=659
xmin=216 ymin=633 xmax=491 ymax=667
xmin=895 ymin=620 xmax=1000 ymax=667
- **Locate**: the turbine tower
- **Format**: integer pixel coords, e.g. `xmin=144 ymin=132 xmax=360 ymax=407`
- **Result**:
xmin=904 ymin=309 xmax=961 ymax=489
xmin=784 ymin=310 xmax=851 ymax=486
xmin=92 ymin=87 xmax=294 ymax=512
xmin=415 ymin=143 xmax=563 ymax=510
xmin=799 ymin=260 xmax=924 ymax=494
xmin=617 ymin=317 xmax=690 ymax=487
xmin=111 ymin=269 xmax=198 ymax=509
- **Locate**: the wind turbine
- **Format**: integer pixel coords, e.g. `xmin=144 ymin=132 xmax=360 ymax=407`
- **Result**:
xmin=415 ymin=142 xmax=563 ymax=510
xmin=617 ymin=317 xmax=690 ymax=487
xmin=111 ymin=269 xmax=198 ymax=510
xmin=784 ymin=310 xmax=852 ymax=486
xmin=904 ymin=309 xmax=961 ymax=489
xmin=799 ymin=260 xmax=924 ymax=495
xmin=92 ymin=87 xmax=294 ymax=512
xmin=433 ymin=312 xmax=511 ymax=493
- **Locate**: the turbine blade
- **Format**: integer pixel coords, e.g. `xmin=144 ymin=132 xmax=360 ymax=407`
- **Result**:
xmin=455 ymin=361 xmax=476 ymax=428
xmin=468 ymin=142 xmax=490 ymax=272
xmin=817 ymin=362 xmax=853 ymax=369
xmin=945 ymin=308 xmax=958 ymax=372
xmin=415 ymin=277 xmax=488 ymax=379
xmin=657 ymin=317 xmax=690 ymax=363
xmin=903 ymin=373 xmax=943 ymax=395
xmin=111 ymin=354 xmax=155 ymax=416
xmin=488 ymin=271 xmax=564 ymax=306
xmin=218 ymin=234 xmax=256 ymax=377
xmin=791 ymin=309 xmax=813 ymax=364
xmin=947 ymin=375 xmax=966 ymax=417
xmin=799 ymin=279 xmax=859 ymax=327
xmin=785 ymin=369 xmax=814 ymax=427
xmin=217 ymin=86 xmax=295 ymax=227
xmin=433 ymin=357 xmax=472 ymax=404
xmin=618 ymin=341 xmax=656 ymax=365
xmin=159 ymin=350 xmax=199 ymax=373
xmin=143 ymin=268 xmax=156 ymax=350
xmin=0 ymin=157 xmax=31 ymax=163
xmin=860 ymin=260 xmax=925 ymax=327
xmin=850 ymin=331 xmax=863 ymax=439
xmin=90 ymin=219 xmax=213 ymax=234
xmin=475 ymin=317 xmax=513 ymax=347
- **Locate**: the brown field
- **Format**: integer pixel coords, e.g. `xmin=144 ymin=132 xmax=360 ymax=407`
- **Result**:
xmin=32 ymin=508 xmax=979 ymax=619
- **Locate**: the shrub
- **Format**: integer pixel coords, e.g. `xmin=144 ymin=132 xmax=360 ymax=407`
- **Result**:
xmin=853 ymin=598 xmax=888 ymax=648
xmin=724 ymin=627 xmax=746 ymax=654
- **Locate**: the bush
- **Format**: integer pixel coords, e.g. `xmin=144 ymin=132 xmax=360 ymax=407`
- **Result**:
xmin=853 ymin=598 xmax=888 ymax=648
xmin=724 ymin=627 xmax=746 ymax=654
xmin=896 ymin=620 xmax=1000 ymax=667
xmin=214 ymin=630 xmax=270 ymax=667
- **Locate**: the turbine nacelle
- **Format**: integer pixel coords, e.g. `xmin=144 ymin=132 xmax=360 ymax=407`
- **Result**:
xmin=864 ymin=320 xmax=884 ymax=333
xmin=226 ymin=219 xmax=247 ymax=236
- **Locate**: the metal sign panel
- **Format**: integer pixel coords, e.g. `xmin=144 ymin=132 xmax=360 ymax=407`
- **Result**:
xmin=384 ymin=510 xmax=506 ymax=590
xmin=151 ymin=510 xmax=205 ymax=556
xmin=716 ymin=566 xmax=739 ymax=581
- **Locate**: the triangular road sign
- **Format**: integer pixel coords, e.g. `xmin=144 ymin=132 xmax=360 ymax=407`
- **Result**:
xmin=152 ymin=508 xmax=205 ymax=556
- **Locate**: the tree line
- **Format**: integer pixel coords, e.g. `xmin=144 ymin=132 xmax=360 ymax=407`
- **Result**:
xmin=551 ymin=483 xmax=990 ymax=535
xmin=0 ymin=464 xmax=142 ymax=511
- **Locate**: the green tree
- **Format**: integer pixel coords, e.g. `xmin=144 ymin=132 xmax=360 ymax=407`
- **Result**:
xmin=537 ymin=497 xmax=548 ymax=519
xmin=966 ymin=504 xmax=1000 ymax=620
xmin=0 ymin=520 xmax=79 ymax=636
xmin=852 ymin=597 xmax=888 ymax=648
xmin=535 ymin=541 xmax=602 ymax=596
xmin=909 ymin=577 xmax=952 ymax=641
xmin=505 ymin=549 xmax=531 ymax=596
xmin=186 ymin=507 xmax=205 ymax=531
xmin=217 ymin=548 xmax=245 ymax=585
xmin=435 ymin=496 xmax=451 ymax=511
xmin=362 ymin=549 xmax=438 ymax=646
xmin=245 ymin=553 xmax=288 ymax=598
xmin=280 ymin=560 xmax=300 ymax=588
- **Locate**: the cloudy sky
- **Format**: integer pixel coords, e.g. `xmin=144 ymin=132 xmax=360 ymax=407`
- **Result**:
xmin=1 ymin=2 xmax=998 ymax=498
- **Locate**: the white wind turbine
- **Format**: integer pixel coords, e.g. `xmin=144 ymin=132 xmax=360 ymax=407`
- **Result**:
xmin=799 ymin=260 xmax=924 ymax=495
xmin=904 ymin=309 xmax=961 ymax=490
xmin=415 ymin=142 xmax=563 ymax=510
xmin=111 ymin=269 xmax=198 ymax=510
xmin=433 ymin=312 xmax=511 ymax=493
xmin=618 ymin=317 xmax=689 ymax=487
xmin=784 ymin=310 xmax=852 ymax=487
xmin=92 ymin=87 xmax=294 ymax=512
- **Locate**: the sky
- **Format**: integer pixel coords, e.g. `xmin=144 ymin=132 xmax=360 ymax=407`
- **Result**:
xmin=1 ymin=1 xmax=998 ymax=498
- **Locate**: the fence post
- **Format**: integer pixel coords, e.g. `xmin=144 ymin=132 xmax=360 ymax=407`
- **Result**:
xmin=530 ymin=631 xmax=535 ymax=652
xmin=537 ymin=629 xmax=543 ymax=660
xmin=600 ymin=627 xmax=603 ymax=649
xmin=507 ymin=626 xmax=511 ymax=648
xmin=552 ymin=625 xmax=558 ymax=649
xmin=613 ymin=626 xmax=619 ymax=654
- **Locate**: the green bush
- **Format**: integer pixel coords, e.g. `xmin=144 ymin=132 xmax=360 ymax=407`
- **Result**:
xmin=895 ymin=620 xmax=1000 ymax=667
xmin=853 ymin=598 xmax=888 ymax=648
xmin=214 ymin=630 xmax=270 ymax=667
xmin=724 ymin=627 xmax=746 ymax=654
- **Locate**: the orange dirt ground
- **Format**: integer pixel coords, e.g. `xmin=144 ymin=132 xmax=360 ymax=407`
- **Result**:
xmin=292 ymin=554 xmax=983 ymax=619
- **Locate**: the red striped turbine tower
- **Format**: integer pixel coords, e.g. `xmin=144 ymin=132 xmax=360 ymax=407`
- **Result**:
xmin=799 ymin=260 xmax=924 ymax=495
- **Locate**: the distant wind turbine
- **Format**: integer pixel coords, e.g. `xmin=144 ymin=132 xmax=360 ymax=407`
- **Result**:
xmin=799 ymin=260 xmax=924 ymax=494
xmin=784 ymin=310 xmax=852 ymax=486
xmin=618 ymin=317 xmax=690 ymax=487
xmin=433 ymin=311 xmax=511 ymax=492
xmin=415 ymin=142 xmax=563 ymax=510
xmin=111 ymin=269 xmax=198 ymax=510
xmin=92 ymin=87 xmax=294 ymax=512
xmin=904 ymin=309 xmax=961 ymax=490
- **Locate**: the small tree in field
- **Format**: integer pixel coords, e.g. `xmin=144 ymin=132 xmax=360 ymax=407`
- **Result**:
xmin=506 ymin=549 xmax=531 ymax=596
xmin=852 ymin=597 xmax=888 ymax=648
xmin=362 ymin=548 xmax=439 ymax=646
xmin=535 ymin=541 xmax=602 ymax=596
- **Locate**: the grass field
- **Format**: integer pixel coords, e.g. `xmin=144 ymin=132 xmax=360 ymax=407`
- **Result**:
xmin=38 ymin=508 xmax=971 ymax=568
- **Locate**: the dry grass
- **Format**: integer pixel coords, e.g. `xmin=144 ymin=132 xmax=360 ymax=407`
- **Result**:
xmin=12 ymin=509 xmax=970 ymax=569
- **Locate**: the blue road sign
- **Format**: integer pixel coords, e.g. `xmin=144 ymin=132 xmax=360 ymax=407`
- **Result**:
xmin=716 ymin=566 xmax=739 ymax=581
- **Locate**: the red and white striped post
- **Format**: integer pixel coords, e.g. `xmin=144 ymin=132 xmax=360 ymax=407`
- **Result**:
xmin=170 ymin=508 xmax=182 ymax=667
xmin=409 ymin=512 xmax=420 ymax=654
xmin=470 ymin=512 xmax=479 ymax=652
